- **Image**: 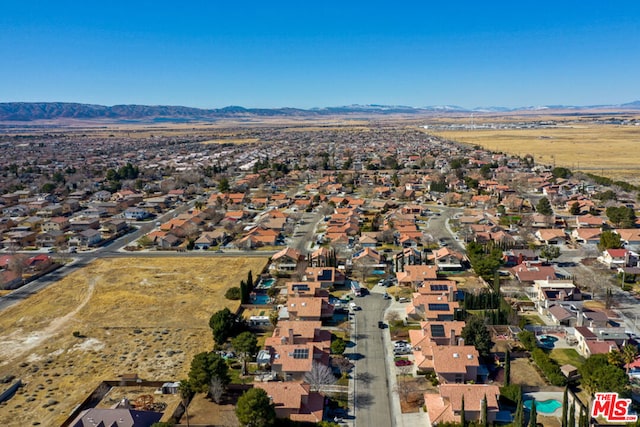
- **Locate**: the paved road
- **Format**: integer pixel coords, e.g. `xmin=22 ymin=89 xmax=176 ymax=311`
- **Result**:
xmin=290 ymin=208 xmax=325 ymax=255
xmin=352 ymin=292 xmax=393 ymax=427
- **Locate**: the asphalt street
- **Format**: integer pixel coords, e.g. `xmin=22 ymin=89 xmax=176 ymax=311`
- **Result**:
xmin=352 ymin=292 xmax=392 ymax=427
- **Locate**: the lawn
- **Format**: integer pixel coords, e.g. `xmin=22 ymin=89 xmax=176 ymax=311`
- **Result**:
xmin=549 ymin=348 xmax=585 ymax=367
xmin=0 ymin=256 xmax=267 ymax=427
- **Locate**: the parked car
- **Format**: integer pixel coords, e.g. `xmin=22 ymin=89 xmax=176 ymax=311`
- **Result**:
xmin=398 ymin=297 xmax=409 ymax=303
xmin=395 ymin=359 xmax=413 ymax=366
xmin=383 ymin=293 xmax=392 ymax=300
xmin=378 ymin=321 xmax=387 ymax=329
xmin=393 ymin=340 xmax=409 ymax=348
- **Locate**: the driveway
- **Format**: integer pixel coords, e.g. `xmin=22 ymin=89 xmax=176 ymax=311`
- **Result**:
xmin=352 ymin=292 xmax=393 ymax=427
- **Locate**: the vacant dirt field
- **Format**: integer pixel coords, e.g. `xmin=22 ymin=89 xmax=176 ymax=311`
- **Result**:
xmin=0 ymin=256 xmax=267 ymax=427
xmin=434 ymin=124 xmax=640 ymax=183
xmin=510 ymin=358 xmax=548 ymax=391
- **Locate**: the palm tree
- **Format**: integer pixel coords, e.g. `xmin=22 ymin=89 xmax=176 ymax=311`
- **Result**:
xmin=178 ymin=380 xmax=192 ymax=427
xmin=622 ymin=344 xmax=638 ymax=374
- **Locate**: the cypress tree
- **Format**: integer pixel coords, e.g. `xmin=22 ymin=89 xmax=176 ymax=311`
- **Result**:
xmin=514 ymin=392 xmax=524 ymax=427
xmin=240 ymin=280 xmax=248 ymax=304
xmin=481 ymin=394 xmax=488 ymax=427
xmin=460 ymin=395 xmax=466 ymax=427
xmin=528 ymin=399 xmax=537 ymax=427
xmin=504 ymin=349 xmax=511 ymax=386
xmin=561 ymin=387 xmax=568 ymax=427
xmin=578 ymin=406 xmax=586 ymax=427
xmin=247 ymin=270 xmax=254 ymax=292
xmin=568 ymin=402 xmax=575 ymax=427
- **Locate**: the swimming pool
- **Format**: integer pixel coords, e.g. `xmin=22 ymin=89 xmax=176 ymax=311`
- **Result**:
xmin=538 ymin=335 xmax=558 ymax=347
xmin=250 ymin=294 xmax=271 ymax=304
xmin=524 ymin=399 xmax=562 ymax=414
xmin=257 ymin=278 xmax=275 ymax=289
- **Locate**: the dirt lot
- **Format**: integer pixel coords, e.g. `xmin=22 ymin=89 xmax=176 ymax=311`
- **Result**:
xmin=510 ymin=358 xmax=548 ymax=391
xmin=0 ymin=256 xmax=267 ymax=427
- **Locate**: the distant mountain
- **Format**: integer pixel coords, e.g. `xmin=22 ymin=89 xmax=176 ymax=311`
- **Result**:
xmin=0 ymin=101 xmax=638 ymax=122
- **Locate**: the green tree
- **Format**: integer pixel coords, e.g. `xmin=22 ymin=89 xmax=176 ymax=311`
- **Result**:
xmin=236 ymin=387 xmax=276 ymax=427
xmin=568 ymin=402 xmax=575 ymax=427
xmin=552 ymin=167 xmax=572 ymax=179
xmin=606 ymin=206 xmax=637 ymax=228
xmin=218 ymin=177 xmax=230 ymax=193
xmin=504 ymin=349 xmax=511 ymax=386
xmin=513 ymin=391 xmax=524 ymax=427
xmin=331 ymin=337 xmax=346 ymax=355
xmin=579 ymin=353 xmax=630 ymax=397
xmin=225 ymin=287 xmax=242 ymax=300
xmin=41 ymin=182 xmax=56 ymax=193
xmin=517 ymin=331 xmax=537 ymax=352
xmin=460 ymin=395 xmax=466 ymax=427
xmin=621 ymin=344 xmax=638 ymax=374
xmin=209 ymin=307 xmax=241 ymax=346
xmin=178 ymin=380 xmax=193 ymax=427
xmin=461 ymin=316 xmax=492 ymax=358
xmin=232 ymin=331 xmax=258 ymax=376
xmin=539 ymin=245 xmax=560 ymax=262
xmin=598 ymin=230 xmax=623 ymax=251
xmin=569 ymin=201 xmax=581 ymax=215
xmin=528 ymin=399 xmax=537 ymax=427
xmin=481 ymin=394 xmax=488 ymax=427
xmin=536 ymin=197 xmax=553 ymax=216
xmin=188 ymin=352 xmax=230 ymax=392
xmin=561 ymin=387 xmax=568 ymax=427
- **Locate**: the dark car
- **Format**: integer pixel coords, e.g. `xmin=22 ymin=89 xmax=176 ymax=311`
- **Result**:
xmin=378 ymin=321 xmax=387 ymax=329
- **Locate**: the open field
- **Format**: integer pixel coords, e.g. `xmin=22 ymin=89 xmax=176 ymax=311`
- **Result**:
xmin=0 ymin=257 xmax=267 ymax=427
xmin=433 ymin=124 xmax=640 ymax=183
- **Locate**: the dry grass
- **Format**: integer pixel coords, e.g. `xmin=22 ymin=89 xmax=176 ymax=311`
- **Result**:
xmin=0 ymin=256 xmax=267 ymax=427
xmin=434 ymin=125 xmax=640 ymax=183
xmin=510 ymin=358 xmax=548 ymax=390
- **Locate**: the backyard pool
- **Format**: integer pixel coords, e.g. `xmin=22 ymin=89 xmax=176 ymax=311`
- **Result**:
xmin=524 ymin=399 xmax=562 ymax=414
xmin=538 ymin=334 xmax=558 ymax=347
xmin=257 ymin=278 xmax=275 ymax=289
xmin=250 ymin=294 xmax=271 ymax=305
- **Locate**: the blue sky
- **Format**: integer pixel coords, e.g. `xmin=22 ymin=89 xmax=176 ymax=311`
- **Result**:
xmin=1 ymin=1 xmax=639 ymax=109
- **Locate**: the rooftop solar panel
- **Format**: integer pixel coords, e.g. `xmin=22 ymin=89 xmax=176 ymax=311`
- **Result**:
xmin=428 ymin=303 xmax=450 ymax=311
xmin=430 ymin=324 xmax=446 ymax=337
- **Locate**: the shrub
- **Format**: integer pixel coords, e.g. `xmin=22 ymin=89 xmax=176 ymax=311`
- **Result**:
xmin=224 ymin=287 xmax=242 ymax=300
xmin=331 ymin=337 xmax=347 ymax=355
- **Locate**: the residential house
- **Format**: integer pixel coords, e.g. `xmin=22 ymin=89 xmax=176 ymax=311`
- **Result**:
xmin=616 ymin=229 xmax=640 ymax=249
xmin=535 ymin=228 xmax=566 ymax=245
xmin=598 ymin=248 xmax=638 ymax=269
xmin=511 ymin=263 xmax=558 ymax=284
xmin=254 ymin=382 xmax=324 ymax=423
xmin=424 ymin=384 xmax=501 ymax=425
xmin=407 ymin=293 xmax=459 ymax=322
xmin=396 ymin=265 xmax=439 ymax=287
xmin=571 ymin=228 xmax=602 ymax=245
xmin=36 ymin=230 xmax=66 ymax=247
xmin=304 ymin=267 xmax=346 ymax=287
xmin=430 ymin=247 xmax=466 ymax=271
xmin=42 ymin=217 xmax=70 ymax=232
xmin=432 ymin=345 xmax=481 ymax=384
xmin=70 ymin=408 xmax=162 ymax=427
xmin=271 ymin=247 xmax=303 ymax=273
xmin=281 ymin=297 xmax=334 ymax=321
xmin=576 ymin=214 xmax=605 ymax=228
xmin=147 ymin=231 xmax=181 ymax=249
xmin=123 ymin=207 xmax=151 ymax=220
xmin=68 ymin=229 xmax=102 ymax=248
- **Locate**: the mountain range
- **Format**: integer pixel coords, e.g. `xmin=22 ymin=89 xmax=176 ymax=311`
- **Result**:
xmin=0 ymin=101 xmax=639 ymax=122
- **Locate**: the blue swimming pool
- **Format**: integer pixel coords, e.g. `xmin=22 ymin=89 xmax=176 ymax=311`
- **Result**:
xmin=257 ymin=278 xmax=275 ymax=289
xmin=524 ymin=399 xmax=562 ymax=414
xmin=538 ymin=335 xmax=559 ymax=348
xmin=251 ymin=294 xmax=271 ymax=304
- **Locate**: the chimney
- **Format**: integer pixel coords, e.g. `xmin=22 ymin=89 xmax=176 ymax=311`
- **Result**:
xmin=576 ymin=310 xmax=584 ymax=327
xmin=458 ymin=337 xmax=465 ymax=346
xmin=448 ymin=286 xmax=454 ymax=302
xmin=450 ymin=329 xmax=456 ymax=346
xmin=288 ymin=328 xmax=295 ymax=345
